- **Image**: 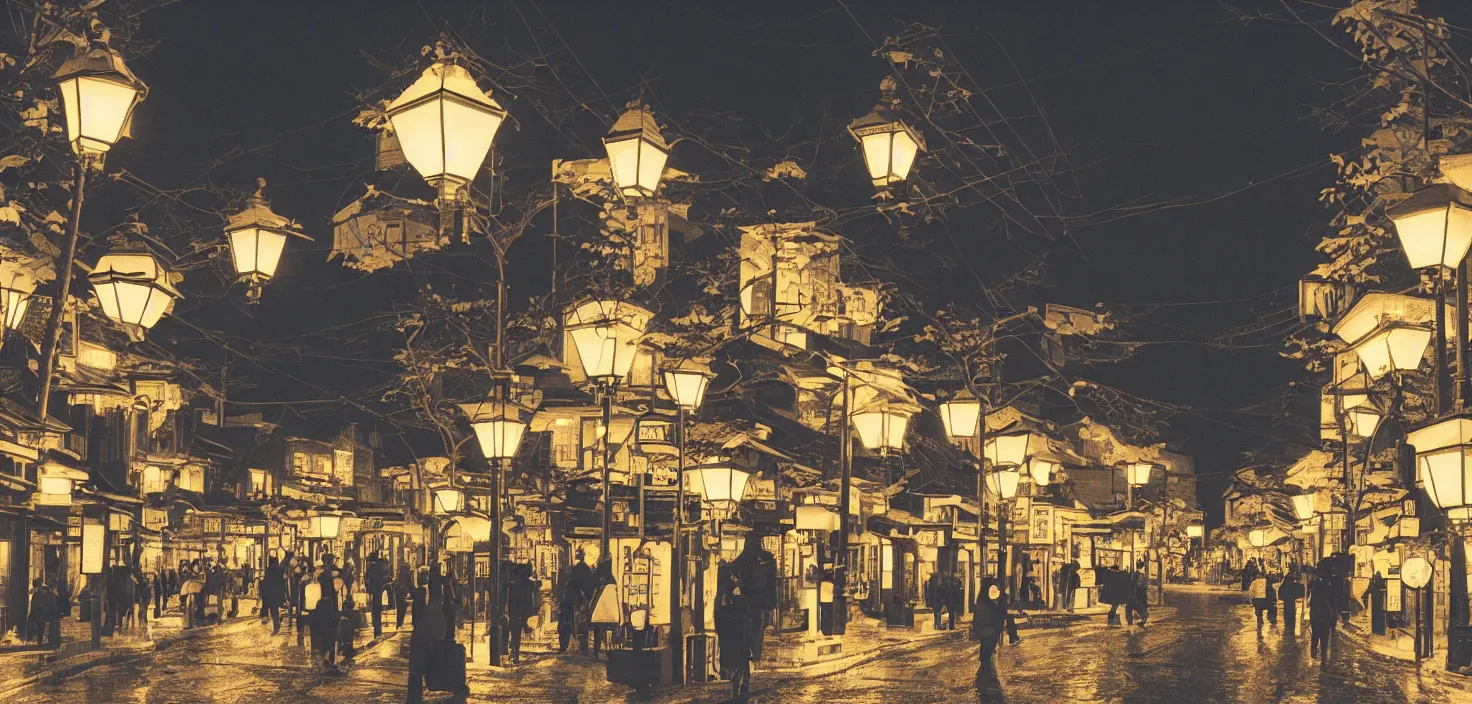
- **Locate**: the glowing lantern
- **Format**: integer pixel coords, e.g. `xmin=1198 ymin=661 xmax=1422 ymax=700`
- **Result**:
xmin=663 ymin=365 xmax=714 ymax=411
xmin=938 ymin=389 xmax=982 ymax=441
xmin=1386 ymin=183 xmax=1472 ymax=270
xmin=564 ymin=300 xmax=651 ymax=384
xmin=1291 ymin=494 xmax=1315 ymax=522
xmin=848 ymin=77 xmax=924 ymax=189
xmin=1346 ymin=402 xmax=1383 ymax=439
xmin=984 ymin=430 xmax=1032 ymax=468
xmin=1408 ymin=416 xmax=1472 ymax=512
xmin=794 ymin=505 xmax=841 ymax=532
xmin=385 ymin=60 xmax=506 ymax=197
xmin=1186 ymin=524 xmax=1204 ymax=539
xmin=0 ymin=267 xmax=35 ymax=331
xmin=309 ymin=512 xmax=341 ymax=539
xmin=1249 ymin=528 xmax=1268 ymax=548
xmin=1126 ymin=462 xmax=1156 ymax=487
xmin=88 ymin=247 xmax=179 ymax=333
xmin=460 ymin=398 xmax=527 ymax=460
xmin=53 ymin=43 xmax=147 ymax=158
xmin=986 ymin=466 xmax=1021 ymax=499
xmin=604 ymin=101 xmax=670 ymax=200
xmin=686 ymin=461 xmax=751 ymax=506
xmin=851 ymin=405 xmax=913 ymax=454
xmin=225 ymin=179 xmax=310 ymax=301
xmin=1331 ymin=293 xmax=1436 ymax=380
xmin=433 ymin=488 xmax=465 ymax=515
xmin=1029 ymin=457 xmax=1060 ymax=486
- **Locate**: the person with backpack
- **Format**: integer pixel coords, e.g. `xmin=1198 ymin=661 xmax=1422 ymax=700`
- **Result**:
xmin=730 ymin=533 xmax=778 ymax=660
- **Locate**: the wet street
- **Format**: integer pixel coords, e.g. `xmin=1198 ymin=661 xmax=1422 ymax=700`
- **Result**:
xmin=5 ymin=592 xmax=1470 ymax=703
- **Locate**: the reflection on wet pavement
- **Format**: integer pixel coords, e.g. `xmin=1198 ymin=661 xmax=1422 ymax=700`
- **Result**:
xmin=5 ymin=593 xmax=1469 ymax=703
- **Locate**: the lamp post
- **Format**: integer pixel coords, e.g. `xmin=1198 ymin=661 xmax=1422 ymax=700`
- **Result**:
xmin=461 ymin=396 xmax=527 ymax=667
xmin=662 ymin=364 xmax=713 ymax=684
xmin=685 ymin=459 xmax=751 ymax=662
xmin=565 ymin=300 xmax=651 ymax=560
xmin=225 ymin=179 xmax=310 ymax=302
xmin=984 ymin=430 xmax=1029 ymax=599
xmin=939 ymin=388 xmax=983 ymax=616
xmin=1388 ymin=183 xmax=1472 ymax=410
xmin=848 ymin=76 xmax=925 ymax=194
xmin=37 ymin=40 xmax=147 ymax=425
xmin=604 ymin=101 xmax=670 ymax=202
xmin=1407 ymin=415 xmax=1472 ymax=670
xmin=386 ymin=53 xmax=506 ymax=236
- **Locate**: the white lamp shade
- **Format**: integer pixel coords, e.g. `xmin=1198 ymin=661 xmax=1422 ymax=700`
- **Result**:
xmin=1029 ymin=458 xmax=1059 ymax=486
xmin=89 ymin=251 xmax=179 ymax=330
xmin=985 ymin=466 xmax=1020 ymax=499
xmin=604 ymin=104 xmax=670 ymax=199
xmin=472 ymin=418 xmax=527 ymax=459
xmin=663 ymin=368 xmax=713 ymax=409
xmin=448 ymin=515 xmax=493 ymax=542
xmin=310 ymin=514 xmax=341 ymax=539
xmin=1249 ymin=528 xmax=1267 ymax=548
xmin=938 ymin=395 xmax=982 ymax=440
xmin=1387 ymin=183 xmax=1472 ymax=270
xmin=1417 ymin=447 xmax=1472 ymax=510
xmin=386 ymin=61 xmax=505 ymax=192
xmin=1346 ymin=406 xmax=1382 ymax=438
xmin=1350 ymin=326 xmax=1432 ymax=380
xmin=1331 ymin=293 xmax=1438 ymax=346
xmin=564 ymin=300 xmax=652 ymax=382
xmin=1291 ymin=494 xmax=1315 ymax=521
xmin=228 ymin=227 xmax=290 ymax=281
xmin=984 ymin=431 xmax=1032 ymax=467
xmin=794 ymin=505 xmax=841 ymax=532
xmin=1126 ymin=462 xmax=1155 ymax=486
xmin=53 ymin=46 xmax=146 ymax=156
xmin=849 ymin=111 xmax=924 ymax=187
xmin=1186 ymin=524 xmax=1204 ymax=538
xmin=434 ymin=488 xmax=465 ymax=514
xmin=851 ymin=408 xmax=911 ymax=452
xmin=0 ymin=275 xmax=34 ymax=329
xmin=686 ymin=463 xmax=751 ymax=504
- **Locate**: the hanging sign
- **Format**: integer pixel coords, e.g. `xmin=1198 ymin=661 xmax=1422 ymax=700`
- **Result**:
xmin=81 ymin=523 xmax=105 ymax=574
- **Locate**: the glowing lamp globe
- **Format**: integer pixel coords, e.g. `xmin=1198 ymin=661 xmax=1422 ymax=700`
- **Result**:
xmin=1386 ymin=183 xmax=1472 ymax=270
xmin=1126 ymin=462 xmax=1156 ymax=487
xmin=848 ymin=78 xmax=924 ymax=188
xmin=309 ymin=513 xmax=341 ymax=539
xmin=385 ymin=60 xmax=506 ymax=197
xmin=1248 ymin=528 xmax=1267 ymax=548
xmin=1186 ymin=524 xmax=1204 ymax=539
xmin=984 ymin=430 xmax=1032 ymax=468
xmin=1408 ymin=416 xmax=1472 ymax=511
xmin=459 ymin=398 xmax=527 ymax=460
xmin=53 ymin=44 xmax=147 ymax=158
xmin=938 ymin=389 xmax=982 ymax=441
xmin=663 ymin=365 xmax=714 ymax=410
xmin=564 ymin=300 xmax=652 ymax=384
xmin=686 ymin=462 xmax=751 ymax=506
xmin=88 ymin=248 xmax=180 ymax=333
xmin=1346 ymin=403 xmax=1383 ymax=439
xmin=1331 ymin=294 xmax=1436 ymax=380
xmin=851 ymin=406 xmax=913 ymax=454
xmin=433 ymin=488 xmax=464 ymax=515
xmin=225 ymin=179 xmax=310 ymax=300
xmin=985 ymin=466 xmax=1021 ymax=499
xmin=604 ymin=101 xmax=670 ymax=200
xmin=1029 ymin=457 xmax=1060 ymax=486
xmin=0 ymin=268 xmax=36 ymax=331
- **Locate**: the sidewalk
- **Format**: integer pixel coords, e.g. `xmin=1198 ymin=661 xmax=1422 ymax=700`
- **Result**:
xmin=0 ymin=596 xmax=263 ymax=694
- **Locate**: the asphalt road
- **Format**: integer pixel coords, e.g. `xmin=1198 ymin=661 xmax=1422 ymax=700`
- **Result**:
xmin=6 ymin=592 xmax=1470 ymax=703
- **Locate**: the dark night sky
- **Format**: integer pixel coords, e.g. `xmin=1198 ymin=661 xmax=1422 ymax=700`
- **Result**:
xmin=91 ymin=1 xmax=1461 ymax=525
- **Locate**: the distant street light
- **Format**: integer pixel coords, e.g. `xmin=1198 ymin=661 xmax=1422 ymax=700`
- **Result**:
xmin=225 ymin=179 xmax=310 ymax=302
xmin=604 ymin=101 xmax=670 ymax=201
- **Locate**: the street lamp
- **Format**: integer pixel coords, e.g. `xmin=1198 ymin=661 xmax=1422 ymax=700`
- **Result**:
xmin=309 ymin=512 xmax=342 ymax=540
xmin=686 ymin=461 xmax=752 ymax=510
xmin=1249 ymin=527 xmax=1268 ymax=548
xmin=225 ymin=179 xmax=310 ymax=302
xmin=849 ymin=76 xmax=925 ymax=191
xmin=1408 ymin=416 xmax=1472 ymax=520
xmin=938 ymin=389 xmax=982 ymax=441
xmin=1186 ymin=524 xmax=1204 ymax=539
xmin=662 ymin=361 xmax=713 ymax=684
xmin=985 ymin=466 xmax=1021 ymax=499
xmin=433 ymin=487 xmax=465 ymax=514
xmin=1028 ymin=457 xmax=1060 ymax=486
xmin=1331 ymin=293 xmax=1436 ymax=381
xmin=53 ymin=42 xmax=147 ymax=161
xmin=1291 ymin=494 xmax=1316 ymax=523
xmin=564 ymin=299 xmax=651 ymax=560
xmin=984 ymin=430 xmax=1032 ymax=469
xmin=88 ymin=246 xmax=181 ymax=338
xmin=459 ymin=395 xmax=527 ymax=666
xmin=386 ymin=59 xmax=506 ymax=201
xmin=0 ymin=267 xmax=35 ymax=332
xmin=1386 ymin=183 xmax=1472 ymax=271
xmin=604 ymin=101 xmax=670 ymax=201
xmin=850 ymin=404 xmax=913 ymax=456
xmin=1125 ymin=461 xmax=1156 ymax=511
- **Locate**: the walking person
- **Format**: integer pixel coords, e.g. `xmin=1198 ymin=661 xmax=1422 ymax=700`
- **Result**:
xmin=506 ymin=563 xmax=540 ymax=664
xmin=1062 ymin=561 xmax=1081 ymax=613
xmin=926 ymin=568 xmax=948 ymax=630
xmin=395 ymin=563 xmax=414 ymax=630
xmin=713 ymin=565 xmax=752 ymax=699
xmin=730 ymin=532 xmax=778 ymax=662
xmin=364 ymin=552 xmax=390 ymax=638
xmin=310 ymin=556 xmax=343 ymax=671
xmin=1308 ymin=563 xmax=1337 ymax=659
xmin=1249 ymin=570 xmax=1273 ymax=630
xmin=27 ymin=579 xmax=54 ymax=646
xmin=1241 ymin=557 xmax=1259 ymax=592
xmin=1279 ymin=569 xmax=1304 ymax=638
xmin=972 ymin=578 xmax=1007 ymax=696
xmin=261 ymin=556 xmax=286 ymax=634
xmin=406 ymin=568 xmax=446 ymax=704
xmin=945 ymin=569 xmax=964 ymax=630
xmin=557 ymin=562 xmax=588 ymax=654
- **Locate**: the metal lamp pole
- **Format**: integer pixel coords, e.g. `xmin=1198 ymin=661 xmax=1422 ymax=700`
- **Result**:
xmin=834 ymin=371 xmax=851 ymax=635
xmin=670 ymin=404 xmax=686 ymax=683
xmin=36 ymin=161 xmax=86 ymax=424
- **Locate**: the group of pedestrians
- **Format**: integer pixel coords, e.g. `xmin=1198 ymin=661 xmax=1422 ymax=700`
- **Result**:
xmin=924 ymin=568 xmax=966 ymax=630
xmin=1099 ymin=561 xmax=1150 ymax=627
xmin=1241 ymin=554 xmax=1352 ymax=660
